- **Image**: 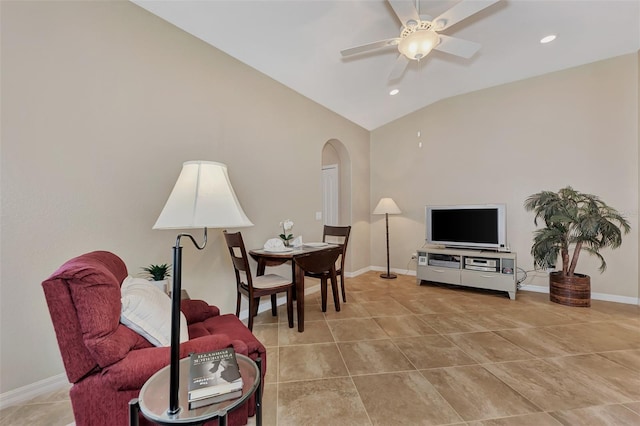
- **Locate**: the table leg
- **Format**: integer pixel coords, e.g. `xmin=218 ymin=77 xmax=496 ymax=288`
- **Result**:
xmin=128 ymin=399 xmax=140 ymax=426
xmin=256 ymin=357 xmax=263 ymax=426
xmin=290 ymin=261 xmax=297 ymax=300
xmin=219 ymin=413 xmax=228 ymax=426
xmin=256 ymin=259 xmax=266 ymax=276
xmin=331 ymin=266 xmax=341 ymax=312
xmin=294 ymin=264 xmax=305 ymax=332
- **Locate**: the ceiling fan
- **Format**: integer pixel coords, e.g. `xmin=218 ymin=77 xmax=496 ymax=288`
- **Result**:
xmin=340 ymin=0 xmax=500 ymax=80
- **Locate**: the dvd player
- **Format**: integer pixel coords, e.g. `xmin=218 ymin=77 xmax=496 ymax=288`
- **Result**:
xmin=465 ymin=265 xmax=498 ymax=272
xmin=465 ymin=257 xmax=498 ymax=268
xmin=428 ymin=259 xmax=461 ymax=269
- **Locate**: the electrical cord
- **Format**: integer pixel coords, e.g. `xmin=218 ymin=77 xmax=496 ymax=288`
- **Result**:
xmin=515 ymin=267 xmax=527 ymax=289
xmin=402 ymin=257 xmax=417 ymax=276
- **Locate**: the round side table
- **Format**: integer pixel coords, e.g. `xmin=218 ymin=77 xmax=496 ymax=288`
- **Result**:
xmin=129 ymin=354 xmax=262 ymax=426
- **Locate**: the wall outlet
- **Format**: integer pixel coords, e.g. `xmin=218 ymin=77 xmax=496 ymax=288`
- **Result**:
xmin=315 ymin=211 xmax=322 ymax=220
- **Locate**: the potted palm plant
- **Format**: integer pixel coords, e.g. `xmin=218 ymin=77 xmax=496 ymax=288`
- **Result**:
xmin=141 ymin=263 xmax=171 ymax=294
xmin=524 ymin=186 xmax=630 ymax=307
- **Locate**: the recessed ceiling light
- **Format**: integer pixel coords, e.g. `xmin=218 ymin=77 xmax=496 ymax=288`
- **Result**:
xmin=540 ymin=34 xmax=557 ymax=44
xmin=389 ymin=89 xmax=400 ymax=96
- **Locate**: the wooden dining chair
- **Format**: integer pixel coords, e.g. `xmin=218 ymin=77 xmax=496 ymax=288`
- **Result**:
xmin=306 ymin=225 xmax=351 ymax=302
xmin=223 ymin=230 xmax=294 ymax=331
xmin=295 ymin=245 xmax=343 ymax=312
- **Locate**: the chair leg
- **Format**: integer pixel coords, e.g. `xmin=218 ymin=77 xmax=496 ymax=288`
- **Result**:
xmin=248 ymin=300 xmax=254 ymax=331
xmin=253 ymin=297 xmax=261 ymax=317
xmin=340 ymin=272 xmax=346 ymax=303
xmin=286 ymin=288 xmax=294 ymax=328
xmin=331 ymin=270 xmax=341 ymax=312
xmin=270 ymin=294 xmax=277 ymax=316
xmin=235 ymin=292 xmax=242 ymax=317
xmin=320 ymin=278 xmax=328 ymax=313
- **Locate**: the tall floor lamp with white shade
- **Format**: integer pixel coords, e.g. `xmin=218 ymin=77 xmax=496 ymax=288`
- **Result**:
xmin=153 ymin=160 xmax=253 ymax=415
xmin=373 ymin=197 xmax=402 ymax=279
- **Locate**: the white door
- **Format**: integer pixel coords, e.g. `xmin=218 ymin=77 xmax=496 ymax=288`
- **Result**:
xmin=322 ymin=165 xmax=339 ymax=226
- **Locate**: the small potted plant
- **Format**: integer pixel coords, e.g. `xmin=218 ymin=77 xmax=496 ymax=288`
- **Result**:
xmin=524 ymin=186 xmax=630 ymax=307
xmin=279 ymin=219 xmax=294 ymax=247
xmin=141 ymin=263 xmax=171 ymax=294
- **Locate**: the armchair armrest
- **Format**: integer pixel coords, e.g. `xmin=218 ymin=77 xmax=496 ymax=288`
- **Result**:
xmin=180 ymin=299 xmax=220 ymax=324
xmin=102 ymin=334 xmax=247 ymax=391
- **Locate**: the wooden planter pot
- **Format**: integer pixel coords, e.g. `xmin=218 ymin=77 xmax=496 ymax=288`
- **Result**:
xmin=549 ymin=271 xmax=591 ymax=307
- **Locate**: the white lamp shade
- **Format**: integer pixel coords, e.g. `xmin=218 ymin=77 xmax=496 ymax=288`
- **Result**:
xmin=373 ymin=198 xmax=402 ymax=215
xmin=153 ymin=161 xmax=254 ymax=230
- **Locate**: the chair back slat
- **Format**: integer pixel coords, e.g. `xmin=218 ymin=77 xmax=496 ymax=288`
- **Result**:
xmin=323 ymin=225 xmax=351 ymax=240
xmin=223 ymin=231 xmax=253 ymax=287
xmin=322 ymin=225 xmax=351 ymax=269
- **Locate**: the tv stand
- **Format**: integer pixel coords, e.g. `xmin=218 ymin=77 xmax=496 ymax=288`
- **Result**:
xmin=416 ymin=247 xmax=517 ymax=300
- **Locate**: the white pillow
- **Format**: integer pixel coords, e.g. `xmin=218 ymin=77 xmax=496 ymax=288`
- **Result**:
xmin=120 ymin=276 xmax=188 ymax=347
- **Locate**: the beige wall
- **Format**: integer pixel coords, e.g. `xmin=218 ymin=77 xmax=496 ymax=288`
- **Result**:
xmin=371 ymin=53 xmax=639 ymax=299
xmin=0 ymin=0 xmax=370 ymax=393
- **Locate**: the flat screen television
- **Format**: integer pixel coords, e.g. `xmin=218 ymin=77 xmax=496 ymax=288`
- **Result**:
xmin=426 ymin=204 xmax=507 ymax=251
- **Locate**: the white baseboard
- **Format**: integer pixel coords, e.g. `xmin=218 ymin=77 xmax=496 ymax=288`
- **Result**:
xmin=345 ymin=266 xmax=372 ymax=278
xmin=0 ymin=373 xmax=69 ymax=410
xmin=517 ymin=284 xmax=548 ymax=294
xmin=519 ymin=284 xmax=639 ymax=305
xmin=369 ymin=265 xmax=417 ymax=277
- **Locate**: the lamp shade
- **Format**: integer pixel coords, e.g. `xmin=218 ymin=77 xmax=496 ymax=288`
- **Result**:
xmin=373 ymin=198 xmax=401 ymax=215
xmin=153 ymin=161 xmax=253 ymax=230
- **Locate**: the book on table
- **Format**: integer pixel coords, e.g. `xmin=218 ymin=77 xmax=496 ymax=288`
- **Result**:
xmin=188 ymin=347 xmax=244 ymax=409
xmin=188 ymin=389 xmax=243 ymax=409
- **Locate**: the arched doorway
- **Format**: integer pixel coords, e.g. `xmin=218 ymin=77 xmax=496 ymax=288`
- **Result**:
xmin=321 ymin=139 xmax=351 ymax=227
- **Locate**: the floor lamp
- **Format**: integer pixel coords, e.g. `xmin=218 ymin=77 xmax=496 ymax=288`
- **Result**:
xmin=373 ymin=198 xmax=401 ymax=279
xmin=153 ymin=161 xmax=253 ymax=416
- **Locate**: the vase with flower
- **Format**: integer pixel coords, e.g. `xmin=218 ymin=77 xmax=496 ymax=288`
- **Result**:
xmin=279 ymin=219 xmax=294 ymax=247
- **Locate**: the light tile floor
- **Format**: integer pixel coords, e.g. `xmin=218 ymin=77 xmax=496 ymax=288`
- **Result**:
xmin=2 ymin=271 xmax=640 ymax=425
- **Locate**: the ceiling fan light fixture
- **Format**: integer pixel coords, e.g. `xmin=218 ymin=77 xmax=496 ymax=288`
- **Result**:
xmin=398 ymin=29 xmax=439 ymax=61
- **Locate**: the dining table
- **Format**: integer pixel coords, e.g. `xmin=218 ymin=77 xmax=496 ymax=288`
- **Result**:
xmin=248 ymin=243 xmax=338 ymax=332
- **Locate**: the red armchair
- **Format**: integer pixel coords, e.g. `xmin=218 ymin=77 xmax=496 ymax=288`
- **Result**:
xmin=42 ymin=251 xmax=266 ymax=426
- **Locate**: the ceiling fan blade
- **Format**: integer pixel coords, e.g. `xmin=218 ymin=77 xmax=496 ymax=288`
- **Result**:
xmin=388 ymin=54 xmax=409 ymax=81
xmin=434 ymin=34 xmax=481 ymax=59
xmin=388 ymin=0 xmax=420 ymax=27
xmin=341 ymin=38 xmax=400 ymax=57
xmin=431 ymin=0 xmax=500 ymax=32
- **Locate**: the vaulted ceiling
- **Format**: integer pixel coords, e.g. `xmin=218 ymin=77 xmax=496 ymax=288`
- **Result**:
xmin=132 ymin=0 xmax=640 ymax=130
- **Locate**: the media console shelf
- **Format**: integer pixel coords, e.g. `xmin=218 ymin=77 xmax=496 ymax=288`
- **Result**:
xmin=416 ymin=247 xmax=517 ymax=300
